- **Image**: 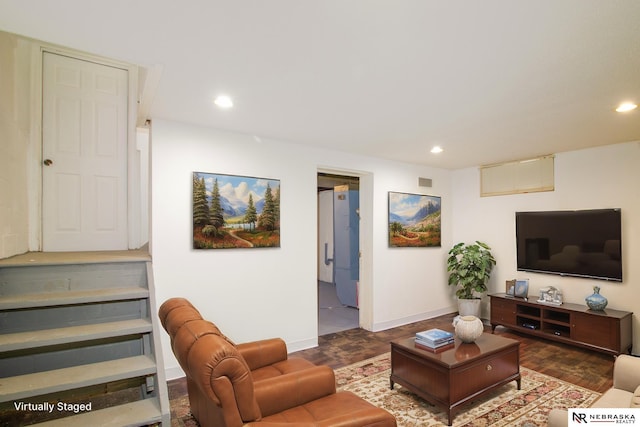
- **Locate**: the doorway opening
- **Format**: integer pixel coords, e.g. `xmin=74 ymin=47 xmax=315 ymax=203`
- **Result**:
xmin=317 ymin=173 xmax=360 ymax=336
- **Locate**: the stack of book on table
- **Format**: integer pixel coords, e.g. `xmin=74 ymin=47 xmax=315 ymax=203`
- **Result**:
xmin=415 ymin=328 xmax=455 ymax=352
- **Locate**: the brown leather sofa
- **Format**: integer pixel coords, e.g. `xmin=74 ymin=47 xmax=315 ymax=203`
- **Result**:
xmin=159 ymin=298 xmax=397 ymax=427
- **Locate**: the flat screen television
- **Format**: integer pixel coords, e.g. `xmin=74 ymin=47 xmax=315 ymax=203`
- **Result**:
xmin=515 ymin=209 xmax=622 ymax=282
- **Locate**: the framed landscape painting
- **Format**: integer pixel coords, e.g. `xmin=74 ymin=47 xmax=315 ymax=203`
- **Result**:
xmin=388 ymin=191 xmax=441 ymax=247
xmin=193 ymin=172 xmax=280 ymax=249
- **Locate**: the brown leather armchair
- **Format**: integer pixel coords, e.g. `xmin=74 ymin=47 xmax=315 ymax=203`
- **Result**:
xmin=158 ymin=298 xmax=317 ymax=381
xmin=159 ymin=298 xmax=396 ymax=427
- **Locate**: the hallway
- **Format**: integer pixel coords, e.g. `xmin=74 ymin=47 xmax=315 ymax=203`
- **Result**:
xmin=318 ymin=281 xmax=359 ymax=336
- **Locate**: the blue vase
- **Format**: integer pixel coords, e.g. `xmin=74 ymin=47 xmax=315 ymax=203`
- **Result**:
xmin=585 ymin=286 xmax=608 ymax=311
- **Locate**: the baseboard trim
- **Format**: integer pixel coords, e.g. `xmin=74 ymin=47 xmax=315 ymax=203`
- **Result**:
xmin=371 ymin=306 xmax=457 ymax=332
xmin=286 ymin=337 xmax=318 ymax=353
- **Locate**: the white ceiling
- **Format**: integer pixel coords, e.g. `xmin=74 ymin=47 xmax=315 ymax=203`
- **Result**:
xmin=1 ymin=0 xmax=639 ymax=169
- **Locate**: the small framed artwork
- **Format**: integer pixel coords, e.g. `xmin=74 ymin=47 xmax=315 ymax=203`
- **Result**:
xmin=388 ymin=191 xmax=441 ymax=247
xmin=514 ymin=279 xmax=529 ymax=299
xmin=193 ymin=172 xmax=280 ymax=249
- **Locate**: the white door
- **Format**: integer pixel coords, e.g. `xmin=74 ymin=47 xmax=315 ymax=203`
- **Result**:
xmin=42 ymin=52 xmax=129 ymax=251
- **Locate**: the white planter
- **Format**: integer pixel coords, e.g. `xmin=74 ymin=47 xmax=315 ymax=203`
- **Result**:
xmin=457 ymin=298 xmax=481 ymax=318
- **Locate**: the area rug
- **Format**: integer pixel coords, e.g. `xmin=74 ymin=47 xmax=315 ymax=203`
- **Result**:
xmin=168 ymin=353 xmax=601 ymax=427
xmin=334 ymin=353 xmax=601 ymax=427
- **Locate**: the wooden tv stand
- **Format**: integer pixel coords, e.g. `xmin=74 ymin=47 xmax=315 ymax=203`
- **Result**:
xmin=490 ymin=293 xmax=632 ymax=356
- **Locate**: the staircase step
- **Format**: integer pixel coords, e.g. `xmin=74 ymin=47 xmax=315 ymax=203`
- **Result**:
xmin=0 ymin=250 xmax=151 ymax=267
xmin=0 ymin=355 xmax=157 ymax=402
xmin=0 ymin=254 xmax=170 ymax=425
xmin=0 ymin=287 xmax=149 ymax=310
xmin=33 ymin=398 xmax=163 ymax=427
xmin=0 ymin=318 xmax=153 ymax=352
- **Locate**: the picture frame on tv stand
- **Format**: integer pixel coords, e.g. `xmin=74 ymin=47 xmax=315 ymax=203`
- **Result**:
xmin=505 ymin=279 xmax=516 ymax=296
xmin=514 ymin=279 xmax=529 ymax=299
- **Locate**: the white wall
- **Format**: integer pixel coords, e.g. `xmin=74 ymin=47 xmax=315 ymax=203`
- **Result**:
xmin=451 ymin=141 xmax=640 ymax=353
xmin=136 ymin=128 xmax=150 ymax=247
xmin=0 ymin=31 xmax=32 ymax=259
xmin=151 ymin=119 xmax=454 ymax=378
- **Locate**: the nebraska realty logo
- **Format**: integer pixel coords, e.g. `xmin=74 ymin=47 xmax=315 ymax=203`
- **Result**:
xmin=569 ymin=408 xmax=639 ymax=425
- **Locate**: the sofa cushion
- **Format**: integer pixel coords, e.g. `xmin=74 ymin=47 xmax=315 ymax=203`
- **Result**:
xmin=592 ymin=388 xmax=633 ymax=408
xmin=631 ymin=385 xmax=640 ymax=408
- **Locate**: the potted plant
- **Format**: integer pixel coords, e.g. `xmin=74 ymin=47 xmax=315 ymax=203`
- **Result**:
xmin=447 ymin=241 xmax=496 ymax=317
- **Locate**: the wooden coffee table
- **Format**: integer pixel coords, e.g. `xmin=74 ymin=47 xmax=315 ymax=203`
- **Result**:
xmin=390 ymin=332 xmax=520 ymax=425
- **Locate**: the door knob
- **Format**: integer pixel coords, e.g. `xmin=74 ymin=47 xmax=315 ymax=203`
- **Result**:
xmin=43 ymin=159 xmax=53 ymax=166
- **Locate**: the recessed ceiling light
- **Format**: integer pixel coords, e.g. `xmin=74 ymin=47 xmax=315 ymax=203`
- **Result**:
xmin=214 ymin=95 xmax=233 ymax=109
xmin=430 ymin=146 xmax=443 ymax=154
xmin=615 ymin=102 xmax=637 ymax=113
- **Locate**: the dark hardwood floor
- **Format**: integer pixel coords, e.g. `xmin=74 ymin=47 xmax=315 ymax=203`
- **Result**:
xmin=167 ymin=312 xmax=616 ymax=397
xmin=288 ymin=312 xmax=615 ymax=394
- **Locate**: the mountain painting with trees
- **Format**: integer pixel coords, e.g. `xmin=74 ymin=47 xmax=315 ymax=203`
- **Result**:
xmin=388 ymin=191 xmax=441 ymax=247
xmin=193 ymin=172 xmax=280 ymax=249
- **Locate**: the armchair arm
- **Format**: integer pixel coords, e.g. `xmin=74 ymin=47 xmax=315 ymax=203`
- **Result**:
xmin=188 ymin=334 xmax=262 ymax=423
xmin=253 ymin=365 xmax=337 ymax=417
xmin=237 ymin=338 xmax=288 ymax=371
xmin=613 ymin=355 xmax=640 ymax=393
